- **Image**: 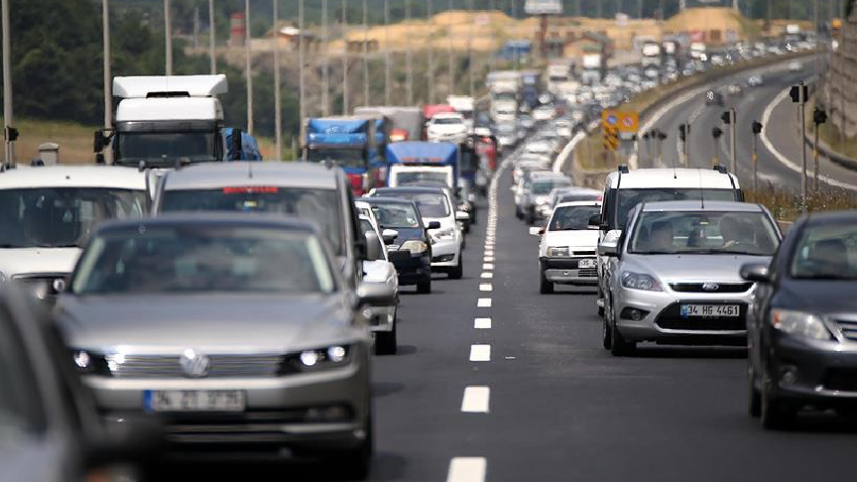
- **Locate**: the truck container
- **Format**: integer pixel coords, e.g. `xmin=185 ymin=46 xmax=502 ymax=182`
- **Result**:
xmin=302 ymin=117 xmax=380 ymax=195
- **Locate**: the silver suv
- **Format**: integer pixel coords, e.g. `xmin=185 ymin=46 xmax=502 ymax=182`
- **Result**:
xmin=598 ymin=201 xmax=781 ymax=356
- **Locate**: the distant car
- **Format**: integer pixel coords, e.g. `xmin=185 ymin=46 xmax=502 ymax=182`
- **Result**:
xmin=56 ymin=214 xmax=390 ymax=477
xmin=727 ymin=84 xmax=744 ymax=97
xmin=788 ymin=60 xmax=802 ymax=72
xmin=531 ymin=201 xmax=602 ymax=293
xmin=539 ymin=186 xmax=603 ymax=220
xmin=748 ymin=75 xmax=764 ymax=87
xmin=705 ymin=90 xmax=725 ymax=106
xmin=517 ymin=172 xmax=573 ymax=225
xmin=519 ymin=114 xmax=535 ymax=130
xmin=427 ymin=112 xmax=468 ymax=144
xmin=742 ymin=211 xmax=857 ymax=429
xmin=532 ymin=104 xmax=557 ymax=122
xmin=599 ymin=201 xmax=781 ymax=356
xmin=358 ymin=215 xmax=400 ymax=355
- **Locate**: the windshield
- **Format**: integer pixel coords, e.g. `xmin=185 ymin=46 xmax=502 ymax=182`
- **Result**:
xmin=432 ymin=117 xmax=463 ymax=125
xmin=369 ymin=203 xmax=421 ymax=229
xmin=72 ymin=227 xmax=335 ymax=295
xmin=791 ymin=224 xmax=857 ymax=279
xmin=306 ymin=148 xmax=367 ymax=169
xmin=550 ymin=205 xmax=601 ymax=231
xmin=0 ymin=188 xmax=148 ymax=249
xmin=494 ymin=92 xmax=516 ymax=102
xmin=117 ymin=131 xmax=216 ymax=165
xmin=395 ymin=171 xmax=450 ymax=187
xmin=629 ymin=211 xmax=779 ymax=256
xmin=382 ymin=192 xmax=450 ymax=218
xmin=616 ymin=188 xmax=738 ymax=229
xmin=159 ymin=187 xmax=344 ymax=255
xmin=533 ymin=179 xmax=572 ymax=195
xmin=559 ymin=193 xmax=601 ymax=204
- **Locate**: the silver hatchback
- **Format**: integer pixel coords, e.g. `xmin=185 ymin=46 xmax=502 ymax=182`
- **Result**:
xmin=55 ymin=214 xmax=393 ymax=478
xmin=599 ymin=201 xmax=782 ymax=356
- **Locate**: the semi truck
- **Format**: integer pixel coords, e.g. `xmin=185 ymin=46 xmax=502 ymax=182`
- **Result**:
xmin=486 ymin=71 xmax=522 ymax=121
xmin=302 ymin=117 xmax=381 ymax=195
xmin=94 ymin=75 xmax=259 ymax=167
xmin=581 ymin=54 xmax=605 ymax=85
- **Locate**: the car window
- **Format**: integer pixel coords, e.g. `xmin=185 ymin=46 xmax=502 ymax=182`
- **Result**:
xmin=532 ymin=179 xmax=571 ymax=195
xmin=629 ymin=211 xmax=779 ymax=256
xmin=380 ymin=192 xmax=450 ymax=218
xmin=791 ymin=224 xmax=857 ymax=279
xmin=370 ymin=203 xmax=421 ymax=229
xmin=550 ymin=205 xmax=601 ymax=231
xmin=0 ymin=308 xmax=47 ymax=442
xmin=615 ymin=188 xmax=737 ymax=229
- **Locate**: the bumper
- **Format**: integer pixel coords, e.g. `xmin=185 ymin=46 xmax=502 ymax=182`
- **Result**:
xmin=431 ymin=239 xmax=460 ymax=268
xmin=541 ymin=258 xmax=597 ymax=285
xmin=614 ymin=287 xmax=750 ymax=344
xmin=391 ymin=253 xmax=432 ymax=285
xmin=366 ymin=305 xmax=396 ymax=333
xmin=86 ymin=354 xmax=370 ymax=450
xmin=768 ymin=334 xmax=857 ymax=405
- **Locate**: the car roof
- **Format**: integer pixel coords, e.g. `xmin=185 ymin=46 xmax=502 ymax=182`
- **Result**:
xmin=556 ymin=201 xmax=602 ymax=208
xmin=361 ymin=196 xmax=419 ymax=207
xmin=97 ymin=212 xmax=320 ymax=235
xmin=803 ymin=210 xmax=857 ymax=226
xmin=531 ymin=172 xmax=570 ymax=181
xmin=605 ymin=168 xmax=739 ymax=189
xmin=374 ymin=186 xmax=445 ymax=195
xmin=0 ymin=165 xmax=147 ymax=190
xmin=161 ymin=162 xmax=339 ymax=191
xmin=641 ymin=200 xmax=763 ymax=212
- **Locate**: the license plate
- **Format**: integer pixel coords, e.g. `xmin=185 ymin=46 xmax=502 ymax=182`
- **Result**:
xmin=680 ymin=304 xmax=740 ymax=318
xmin=578 ymin=259 xmax=597 ymax=269
xmin=143 ymin=390 xmax=246 ymax=413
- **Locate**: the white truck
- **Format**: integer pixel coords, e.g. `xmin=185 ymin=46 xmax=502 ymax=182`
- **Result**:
xmin=95 ymin=75 xmax=244 ymax=168
xmin=486 ymin=71 xmax=522 ymax=122
xmin=546 ymin=61 xmax=575 ymax=97
xmin=581 ymin=54 xmax=605 ymax=86
xmin=447 ymin=95 xmax=475 ymax=133
xmin=641 ymin=41 xmax=662 ymax=69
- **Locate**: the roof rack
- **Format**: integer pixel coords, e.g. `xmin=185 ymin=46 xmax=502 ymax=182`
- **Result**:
xmin=618 ymin=165 xmax=629 ymax=173
xmin=713 ymin=165 xmax=728 ymax=174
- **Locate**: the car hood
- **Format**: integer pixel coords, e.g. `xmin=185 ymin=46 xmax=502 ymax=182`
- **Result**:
xmin=624 ymin=254 xmax=772 ymax=283
xmin=363 ymin=260 xmax=397 ymax=286
xmin=55 ymin=293 xmax=359 ymax=354
xmin=776 ymin=280 xmax=857 ymax=315
xmin=544 ymin=230 xmax=599 ymax=250
xmin=0 ymin=248 xmax=81 ymax=278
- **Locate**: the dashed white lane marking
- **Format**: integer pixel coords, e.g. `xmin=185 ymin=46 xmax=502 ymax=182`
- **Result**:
xmin=477 ymin=298 xmax=492 ymax=308
xmin=446 ymin=457 xmax=487 ymax=482
xmin=484 ymin=250 xmax=495 ymax=257
xmin=461 ymin=386 xmax=491 ymax=413
xmin=474 ymin=317 xmax=492 ymax=329
xmin=479 ymin=283 xmax=493 ymax=292
xmin=480 ymin=272 xmax=493 ymax=279
xmin=483 ymin=256 xmax=495 ymax=262
xmin=482 ymin=263 xmax=494 ymax=270
xmin=469 ymin=344 xmax=491 ymax=362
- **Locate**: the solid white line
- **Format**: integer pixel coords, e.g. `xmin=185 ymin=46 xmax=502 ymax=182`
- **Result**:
xmin=479 ymin=283 xmax=493 ymax=292
xmin=461 ymin=386 xmax=490 ymax=413
xmin=446 ymin=457 xmax=487 ymax=482
xmin=469 ymin=344 xmax=491 ymax=361
xmin=477 ymin=298 xmax=492 ymax=308
xmin=474 ymin=317 xmax=492 ymax=329
xmin=482 ymin=263 xmax=494 ymax=270
xmin=480 ymin=272 xmax=493 ymax=279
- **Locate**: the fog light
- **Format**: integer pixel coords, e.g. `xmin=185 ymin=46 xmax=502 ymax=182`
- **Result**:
xmin=327 ymin=346 xmax=347 ymax=362
xmin=300 ymin=350 xmax=319 ymax=367
xmin=620 ymin=307 xmax=650 ymax=321
xmin=73 ymin=350 xmax=91 ymax=369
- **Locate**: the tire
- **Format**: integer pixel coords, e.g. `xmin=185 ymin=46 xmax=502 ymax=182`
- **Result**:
xmin=416 ymin=278 xmax=432 ymax=294
xmin=602 ymin=314 xmax=612 ymax=350
xmin=515 ymin=206 xmax=523 ymax=220
xmin=597 ymin=286 xmax=605 ymax=317
xmin=761 ymin=367 xmax=795 ymax=430
xmin=539 ymin=269 xmax=554 ymax=294
xmin=449 ymin=256 xmax=463 ymax=280
xmin=748 ymin=365 xmax=761 ymax=418
xmin=525 ymin=208 xmax=535 ymax=225
xmin=608 ymin=293 xmax=636 ymax=356
xmin=334 ymin=415 xmax=373 ymax=480
xmin=374 ymin=319 xmax=397 ymax=356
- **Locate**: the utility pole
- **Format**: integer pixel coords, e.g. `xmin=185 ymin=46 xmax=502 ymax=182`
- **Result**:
xmin=362 ymin=0 xmax=369 ymax=105
xmin=102 ymin=0 xmax=112 ymax=132
xmin=2 ymin=0 xmax=15 ymax=166
xmin=790 ymin=83 xmax=809 ymax=206
xmin=322 ymin=0 xmax=329 ymax=116
xmin=384 ymin=0 xmax=391 ymax=105
xmin=299 ymin=0 xmax=305 ymax=123
xmin=467 ymin=0 xmax=475 ymax=98
xmin=164 ymin=0 xmax=173 ymax=75
xmin=489 ymin=0 xmax=496 ymax=72
xmin=342 ymin=0 xmax=349 ymax=114
xmin=752 ymin=121 xmax=763 ymax=192
xmin=244 ymin=0 xmax=253 ymax=134
xmin=449 ymin=0 xmax=455 ymax=95
xmin=813 ymin=107 xmax=828 ymax=191
xmin=814 ymin=0 xmax=820 ymax=73
xmin=273 ymin=0 xmax=282 ymax=159
xmin=428 ymin=0 xmax=435 ymax=103
xmin=193 ymin=6 xmax=200 ymax=50
xmin=406 ymin=0 xmax=413 ymax=106
xmin=721 ymin=109 xmax=737 ymax=173
xmin=209 ymin=0 xmax=217 ymax=74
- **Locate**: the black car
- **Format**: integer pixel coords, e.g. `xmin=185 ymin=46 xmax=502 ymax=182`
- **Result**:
xmin=363 ymin=197 xmax=438 ymax=294
xmin=742 ymin=211 xmax=857 ymax=429
xmin=705 ymin=90 xmax=725 ymax=106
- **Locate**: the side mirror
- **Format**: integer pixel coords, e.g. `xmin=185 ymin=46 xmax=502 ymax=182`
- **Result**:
xmin=455 ymin=211 xmax=471 ymax=221
xmin=381 ymin=229 xmax=399 ymax=245
xmin=427 ymin=221 xmax=441 ymax=230
xmin=93 ymin=129 xmax=112 ymax=153
xmin=356 ymin=282 xmax=396 ymax=307
xmin=230 ymin=128 xmax=243 ymax=160
xmin=740 ymin=263 xmax=771 ymax=283
xmin=365 ymin=231 xmax=381 ymax=261
xmin=598 ymin=240 xmax=619 ymax=257
xmin=588 ymin=214 xmax=601 ymax=229
xmin=529 ymin=227 xmax=545 ymax=237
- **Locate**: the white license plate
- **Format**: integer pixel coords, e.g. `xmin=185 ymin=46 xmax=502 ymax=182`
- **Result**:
xmin=578 ymin=259 xmax=597 ymax=269
xmin=680 ymin=304 xmax=740 ymax=318
xmin=143 ymin=390 xmax=246 ymax=412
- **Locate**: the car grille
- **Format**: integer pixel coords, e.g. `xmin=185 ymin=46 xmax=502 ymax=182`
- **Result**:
xmin=669 ymin=282 xmax=754 ymax=293
xmin=832 ymin=318 xmax=857 ymax=341
xmin=823 ymin=368 xmax=857 ymax=392
xmin=655 ymin=303 xmax=747 ymax=331
xmin=578 ymin=268 xmax=597 ymax=278
xmin=107 ymin=354 xmax=285 ymax=379
xmin=571 ymin=250 xmax=596 ymax=257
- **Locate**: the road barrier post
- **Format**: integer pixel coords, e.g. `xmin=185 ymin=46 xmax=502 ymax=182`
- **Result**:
xmin=812 ymin=107 xmax=828 ymax=192
xmin=751 ymin=121 xmax=763 ymax=193
xmin=790 ymin=82 xmax=809 ymax=208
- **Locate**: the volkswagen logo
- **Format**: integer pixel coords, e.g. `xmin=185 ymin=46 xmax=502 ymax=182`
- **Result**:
xmin=702 ymin=282 xmax=720 ymax=292
xmin=179 ymin=349 xmax=210 ymax=378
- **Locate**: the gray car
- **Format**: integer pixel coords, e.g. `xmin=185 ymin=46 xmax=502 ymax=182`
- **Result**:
xmin=599 ymin=201 xmax=782 ymax=356
xmin=55 ymin=214 xmax=393 ymax=478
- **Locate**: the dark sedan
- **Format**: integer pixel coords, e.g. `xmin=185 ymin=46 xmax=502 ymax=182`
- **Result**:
xmin=742 ymin=211 xmax=857 ymax=429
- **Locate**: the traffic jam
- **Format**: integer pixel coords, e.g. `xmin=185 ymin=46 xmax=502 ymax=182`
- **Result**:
xmin=2 ymin=3 xmax=857 ymax=482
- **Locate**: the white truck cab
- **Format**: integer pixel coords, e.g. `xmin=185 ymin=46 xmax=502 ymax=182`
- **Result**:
xmin=0 ymin=166 xmax=149 ymax=304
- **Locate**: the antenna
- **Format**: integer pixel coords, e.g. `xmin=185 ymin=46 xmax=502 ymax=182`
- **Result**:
xmin=698 ymin=169 xmax=705 ymax=210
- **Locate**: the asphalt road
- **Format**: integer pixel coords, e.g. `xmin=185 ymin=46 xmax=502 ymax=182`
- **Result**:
xmin=640 ymin=58 xmax=857 ymax=192
xmin=161 ymin=143 xmax=857 ymax=482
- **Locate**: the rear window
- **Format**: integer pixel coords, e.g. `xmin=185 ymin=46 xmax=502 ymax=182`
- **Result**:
xmin=612 ymin=188 xmax=738 ymax=230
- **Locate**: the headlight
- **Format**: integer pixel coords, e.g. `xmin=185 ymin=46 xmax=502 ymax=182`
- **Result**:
xmin=548 ymin=247 xmax=570 ymax=257
xmin=432 ymin=228 xmax=456 ymax=241
xmin=71 ymin=349 xmax=110 ymax=375
xmin=771 ymin=310 xmax=832 ymax=340
xmin=535 ymin=197 xmax=550 ymax=205
xmin=621 ymin=272 xmax=663 ymax=291
xmin=401 ymin=240 xmax=428 ymax=254
xmin=282 ymin=345 xmax=353 ymax=373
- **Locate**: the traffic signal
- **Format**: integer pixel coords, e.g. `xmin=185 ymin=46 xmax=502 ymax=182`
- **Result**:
xmin=752 ymin=120 xmax=763 ymax=134
xmin=712 ymin=127 xmax=723 ymax=139
xmin=813 ymin=107 xmax=828 ymax=125
xmin=790 ymin=83 xmax=808 ymax=104
xmin=721 ymin=111 xmax=732 ymax=125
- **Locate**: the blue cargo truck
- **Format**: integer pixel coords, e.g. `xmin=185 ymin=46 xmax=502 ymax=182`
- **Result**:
xmin=385 ymin=142 xmax=459 ymax=190
xmin=302 ymin=117 xmax=381 ymax=196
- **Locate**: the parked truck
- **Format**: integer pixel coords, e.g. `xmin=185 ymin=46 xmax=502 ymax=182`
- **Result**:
xmin=302 ymin=117 xmax=381 ymax=196
xmin=94 ymin=75 xmax=258 ymax=167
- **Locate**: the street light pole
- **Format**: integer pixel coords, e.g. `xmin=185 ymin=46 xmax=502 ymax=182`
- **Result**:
xmin=406 ymin=0 xmax=413 ymax=106
xmin=244 ymin=0 xmax=253 ymax=134
xmin=362 ymin=0 xmax=369 ymax=105
xmin=102 ymin=0 xmax=112 ymax=132
xmin=428 ymin=0 xmax=435 ymax=103
xmin=299 ymin=0 xmax=305 ymax=123
xmin=467 ymin=0 xmax=474 ymax=98
xmin=164 ymin=0 xmax=173 ymax=75
xmin=273 ymin=0 xmax=282 ymax=159
xmin=342 ymin=0 xmax=349 ymax=115
xmin=384 ymin=0 xmax=391 ymax=105
xmin=2 ymin=0 xmax=15 ymax=166
xmin=448 ymin=0 xmax=455 ymax=95
xmin=322 ymin=0 xmax=329 ymax=116
xmin=209 ymin=0 xmax=217 ymax=74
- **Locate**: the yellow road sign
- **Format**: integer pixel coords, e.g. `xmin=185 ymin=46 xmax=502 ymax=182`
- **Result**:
xmin=601 ymin=110 xmax=639 ymax=134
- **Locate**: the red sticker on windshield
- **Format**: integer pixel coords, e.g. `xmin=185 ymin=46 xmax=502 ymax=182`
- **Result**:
xmin=222 ymin=186 xmax=278 ymax=194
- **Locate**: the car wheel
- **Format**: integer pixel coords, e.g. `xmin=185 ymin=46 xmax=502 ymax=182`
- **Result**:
xmin=525 ymin=208 xmax=535 ymax=225
xmin=334 ymin=414 xmax=373 ymax=480
xmin=748 ymin=365 xmax=761 ymax=418
xmin=602 ymin=312 xmax=612 ymax=350
xmin=416 ymin=278 xmax=432 ymax=294
xmin=375 ymin=319 xmax=397 ymax=356
xmin=761 ymin=366 xmax=795 ymax=430
xmin=515 ymin=206 xmax=523 ymax=219
xmin=609 ymin=293 xmax=635 ymax=356
xmin=597 ymin=286 xmax=605 ymax=317
xmin=449 ymin=256 xmax=464 ymax=280
xmin=539 ymin=269 xmax=554 ymax=294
